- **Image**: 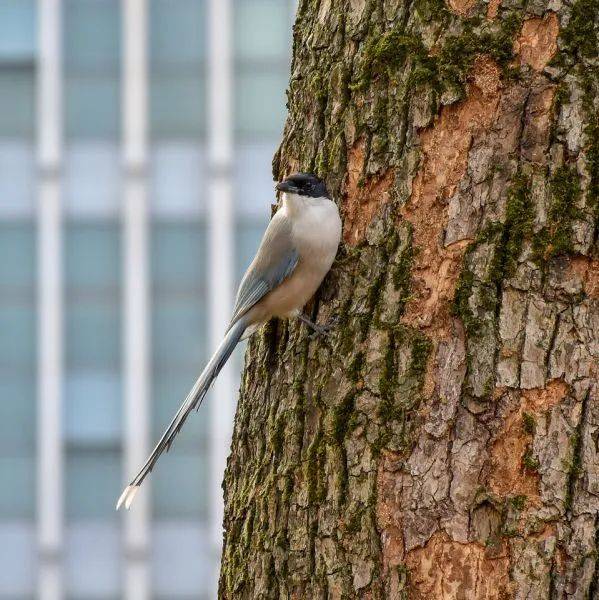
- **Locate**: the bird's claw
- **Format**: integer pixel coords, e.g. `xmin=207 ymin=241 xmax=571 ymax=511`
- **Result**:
xmin=308 ymin=323 xmax=330 ymax=339
xmin=298 ymin=313 xmax=338 ymax=339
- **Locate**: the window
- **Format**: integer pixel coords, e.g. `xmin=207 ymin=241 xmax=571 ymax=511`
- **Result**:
xmin=150 ymin=0 xmax=206 ymax=139
xmin=63 ymin=0 xmax=121 ymax=223
xmin=0 ymin=0 xmax=36 ymax=137
xmin=0 ymin=224 xmax=36 ymax=519
xmin=149 ymin=4 xmax=210 ymax=593
xmin=151 ymin=221 xmax=208 ymax=519
xmin=64 ymin=143 xmax=121 ymax=217
xmin=0 ymin=223 xmax=37 ymax=598
xmin=233 ymin=0 xmax=291 ymax=139
xmin=64 ymin=221 xmax=122 ymax=598
xmin=0 ymin=140 xmax=35 ymax=216
xmin=0 ymin=5 xmax=37 ymax=596
xmin=0 ymin=66 xmax=35 ymax=137
xmin=0 ymin=0 xmax=36 ymax=60
xmin=65 ymin=223 xmax=122 ymax=490
xmin=0 ymin=0 xmax=36 ymax=217
xmin=234 ymin=0 xmax=289 ymax=61
xmin=64 ymin=0 xmax=121 ymax=140
xmin=150 ymin=143 xmax=206 ymax=217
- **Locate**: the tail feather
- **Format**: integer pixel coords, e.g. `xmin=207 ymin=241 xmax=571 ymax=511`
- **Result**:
xmin=116 ymin=318 xmax=247 ymax=510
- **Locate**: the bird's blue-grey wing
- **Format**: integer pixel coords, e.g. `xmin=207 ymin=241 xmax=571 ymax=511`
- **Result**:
xmin=229 ymin=211 xmax=299 ymax=326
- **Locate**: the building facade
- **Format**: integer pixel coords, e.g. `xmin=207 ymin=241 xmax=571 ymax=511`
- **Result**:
xmin=0 ymin=0 xmax=293 ymax=598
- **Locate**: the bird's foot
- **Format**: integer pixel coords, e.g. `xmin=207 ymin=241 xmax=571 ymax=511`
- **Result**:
xmin=297 ymin=313 xmax=337 ymax=339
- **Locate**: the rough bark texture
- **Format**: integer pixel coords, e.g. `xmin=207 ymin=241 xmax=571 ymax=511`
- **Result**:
xmin=220 ymin=0 xmax=599 ymax=598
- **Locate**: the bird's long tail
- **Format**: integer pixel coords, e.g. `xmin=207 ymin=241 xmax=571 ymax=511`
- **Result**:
xmin=116 ymin=318 xmax=247 ymax=510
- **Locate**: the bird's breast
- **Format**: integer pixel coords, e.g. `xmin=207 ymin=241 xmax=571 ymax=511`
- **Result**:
xmin=291 ymin=200 xmax=342 ymax=267
xmin=251 ymin=200 xmax=341 ymax=321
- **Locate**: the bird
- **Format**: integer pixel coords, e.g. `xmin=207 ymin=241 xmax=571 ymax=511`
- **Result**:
xmin=117 ymin=172 xmax=342 ymax=509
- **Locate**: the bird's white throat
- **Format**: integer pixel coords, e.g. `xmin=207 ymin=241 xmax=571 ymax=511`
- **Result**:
xmin=281 ymin=191 xmax=330 ymax=214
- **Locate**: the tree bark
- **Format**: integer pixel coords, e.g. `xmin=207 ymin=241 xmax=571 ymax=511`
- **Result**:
xmin=219 ymin=0 xmax=599 ymax=598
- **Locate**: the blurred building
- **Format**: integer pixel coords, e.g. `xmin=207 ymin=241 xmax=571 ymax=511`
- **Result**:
xmin=0 ymin=0 xmax=293 ymax=598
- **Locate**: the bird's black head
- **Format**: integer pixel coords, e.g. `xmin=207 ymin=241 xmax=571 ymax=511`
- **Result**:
xmin=276 ymin=173 xmax=329 ymax=198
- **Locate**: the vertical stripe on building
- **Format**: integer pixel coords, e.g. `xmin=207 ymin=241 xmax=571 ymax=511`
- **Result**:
xmin=122 ymin=0 xmax=150 ymax=599
xmin=37 ymin=1 xmax=64 ymax=598
xmin=208 ymin=0 xmax=235 ymax=552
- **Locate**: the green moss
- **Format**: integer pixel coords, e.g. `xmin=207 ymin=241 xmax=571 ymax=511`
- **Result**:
xmin=392 ymin=232 xmax=414 ymax=298
xmin=476 ymin=220 xmax=504 ymax=244
xmin=569 ymin=431 xmax=583 ymax=479
xmin=409 ymin=333 xmax=432 ymax=379
xmin=564 ymin=429 xmax=584 ymax=511
xmin=453 ymin=174 xmax=533 ymax=341
xmin=414 ymin=0 xmax=450 ymax=22
xmin=270 ymin=415 xmax=286 ymax=457
xmin=377 ymin=328 xmax=430 ymax=443
xmin=332 ymin=394 xmax=356 ymax=444
xmin=533 ymin=165 xmax=581 ymax=260
xmin=504 ymin=174 xmax=534 ymax=270
xmin=305 ymin=428 xmax=326 ymax=505
xmin=554 ymin=0 xmax=599 ymax=228
xmin=522 ymin=412 xmax=536 ymax=435
xmin=281 ymin=471 xmax=294 ymax=503
xmin=509 ymin=494 xmax=528 ymax=511
xmin=553 ymin=82 xmax=570 ymax=115
xmin=348 ymin=350 xmax=365 ymax=383
xmin=522 ymin=447 xmax=540 ymax=471
xmin=354 ymin=28 xmax=423 ymax=89
xmin=344 ymin=507 xmax=363 ymax=534
xmin=481 ymin=13 xmax=522 ymax=65
xmin=360 ymin=266 xmax=386 ymax=339
xmin=580 ymin=71 xmax=599 ymax=225
xmin=452 ymin=265 xmax=480 ymax=335
xmin=490 ymin=172 xmax=534 ymax=282
xmin=501 ymin=526 xmax=519 ymax=538
xmin=352 ymin=7 xmax=523 ymax=118
xmin=371 ymin=429 xmax=392 ymax=456
xmin=434 ymin=14 xmax=521 ymax=98
xmin=560 ymin=0 xmax=599 ymax=61
xmin=308 ymin=71 xmax=327 ymax=102
xmin=378 ymin=334 xmax=396 ymax=412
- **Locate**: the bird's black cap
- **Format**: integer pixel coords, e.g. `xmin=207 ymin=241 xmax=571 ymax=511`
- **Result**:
xmin=276 ymin=173 xmax=329 ymax=198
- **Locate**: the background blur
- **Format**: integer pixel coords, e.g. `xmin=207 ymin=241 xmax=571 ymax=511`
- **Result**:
xmin=0 ymin=0 xmax=294 ymax=598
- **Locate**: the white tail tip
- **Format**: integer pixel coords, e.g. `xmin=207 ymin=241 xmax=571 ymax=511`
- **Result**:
xmin=116 ymin=485 xmax=139 ymax=510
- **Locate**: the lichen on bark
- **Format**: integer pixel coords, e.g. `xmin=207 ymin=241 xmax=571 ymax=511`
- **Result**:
xmin=220 ymin=0 xmax=599 ymax=598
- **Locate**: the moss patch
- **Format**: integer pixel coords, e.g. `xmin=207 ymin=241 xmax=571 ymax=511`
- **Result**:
xmin=490 ymin=172 xmax=534 ymax=282
xmin=534 ymin=165 xmax=581 ymax=260
xmin=353 ymin=12 xmax=522 ymax=102
xmin=522 ymin=412 xmax=536 ymax=435
xmin=560 ymin=0 xmax=599 ymax=61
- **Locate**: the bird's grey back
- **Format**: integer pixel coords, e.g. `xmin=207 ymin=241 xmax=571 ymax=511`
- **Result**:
xmin=229 ymin=210 xmax=299 ymax=326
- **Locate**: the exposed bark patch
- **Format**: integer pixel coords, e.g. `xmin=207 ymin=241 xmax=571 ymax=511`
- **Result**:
xmin=521 ymin=82 xmax=556 ymax=165
xmin=405 ymin=532 xmax=512 ymax=599
xmin=569 ymin=256 xmax=599 ymax=299
xmin=342 ymin=137 xmax=395 ymax=245
xmin=377 ymin=451 xmax=406 ymax=598
xmin=514 ymin=13 xmax=559 ymax=72
xmin=401 ymin=56 xmax=502 ymax=335
xmin=488 ymin=380 xmax=569 ymax=498
xmin=487 ymin=0 xmax=501 ymax=20
xmin=377 ymin=57 xmax=505 ymax=589
xmin=521 ymin=378 xmax=569 ymax=411
xmin=446 ymin=0 xmax=477 ymax=17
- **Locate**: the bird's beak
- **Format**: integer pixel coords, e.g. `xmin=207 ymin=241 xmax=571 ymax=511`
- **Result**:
xmin=276 ymin=180 xmax=298 ymax=193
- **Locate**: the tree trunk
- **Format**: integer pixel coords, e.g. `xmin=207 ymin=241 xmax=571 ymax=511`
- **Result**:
xmin=219 ymin=0 xmax=599 ymax=597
